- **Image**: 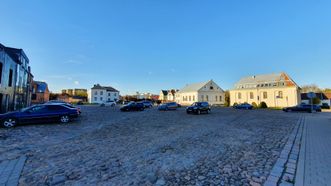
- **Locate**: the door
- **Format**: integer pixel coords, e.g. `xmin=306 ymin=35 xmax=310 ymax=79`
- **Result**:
xmin=20 ymin=105 xmax=50 ymax=124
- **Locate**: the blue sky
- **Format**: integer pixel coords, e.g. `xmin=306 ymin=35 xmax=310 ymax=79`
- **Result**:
xmin=1 ymin=0 xmax=330 ymax=94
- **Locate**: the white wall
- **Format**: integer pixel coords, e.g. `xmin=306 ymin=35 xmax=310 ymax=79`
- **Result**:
xmin=177 ymin=81 xmax=225 ymax=106
xmin=89 ymin=89 xmax=120 ymax=104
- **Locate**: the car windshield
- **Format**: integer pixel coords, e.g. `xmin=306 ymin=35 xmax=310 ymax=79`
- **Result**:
xmin=192 ymin=103 xmax=201 ymax=106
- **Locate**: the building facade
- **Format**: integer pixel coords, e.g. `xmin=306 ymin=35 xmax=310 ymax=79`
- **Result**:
xmin=31 ymin=81 xmax=50 ymax=104
xmin=230 ymin=73 xmax=301 ymax=107
xmin=159 ymin=89 xmax=178 ymax=103
xmin=88 ymin=84 xmax=120 ymax=104
xmin=176 ymin=80 xmax=225 ymax=106
xmin=0 ymin=43 xmax=33 ymax=113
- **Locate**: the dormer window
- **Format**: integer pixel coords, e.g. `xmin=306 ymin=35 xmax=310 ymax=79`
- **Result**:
xmin=210 ymin=86 xmax=214 ymax=90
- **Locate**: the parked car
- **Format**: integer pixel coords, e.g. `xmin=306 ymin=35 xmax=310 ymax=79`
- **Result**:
xmin=120 ymin=102 xmax=145 ymax=112
xmin=321 ymin=103 xmax=330 ymax=109
xmin=233 ymin=103 xmax=253 ymax=110
xmin=283 ymin=104 xmax=322 ymax=113
xmin=158 ymin=102 xmax=179 ymax=111
xmin=46 ymin=102 xmax=82 ymax=115
xmin=103 ymin=100 xmax=116 ymax=107
xmin=76 ymin=101 xmax=84 ymax=105
xmin=140 ymin=101 xmax=153 ymax=108
xmin=0 ymin=104 xmax=80 ymax=128
xmin=46 ymin=100 xmax=68 ymax=104
xmin=186 ymin=102 xmax=211 ymax=114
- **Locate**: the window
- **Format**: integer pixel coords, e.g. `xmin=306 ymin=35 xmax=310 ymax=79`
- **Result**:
xmin=108 ymin=93 xmax=111 ymax=96
xmin=210 ymin=86 xmax=214 ymax=90
xmin=100 ymin=91 xmax=103 ymax=95
xmin=100 ymin=97 xmax=103 ymax=101
xmin=215 ymin=96 xmax=218 ymax=102
xmin=201 ymin=95 xmax=204 ymax=101
xmin=47 ymin=105 xmax=64 ymax=111
xmin=238 ymin=93 xmax=242 ymax=99
xmin=31 ymin=94 xmax=37 ymax=100
xmin=182 ymin=96 xmax=185 ymax=101
xmin=278 ymin=91 xmax=283 ymax=98
xmin=94 ymin=97 xmax=97 ymax=101
xmin=220 ymin=96 xmax=222 ymax=102
xmin=0 ymin=62 xmax=2 ymax=84
xmin=114 ymin=93 xmax=117 ymax=97
xmin=8 ymin=69 xmax=13 ymax=87
xmin=250 ymin=92 xmax=254 ymax=99
xmin=94 ymin=91 xmax=98 ymax=95
xmin=189 ymin=96 xmax=191 ymax=101
xmin=29 ymin=105 xmax=47 ymax=113
xmin=263 ymin=92 xmax=268 ymax=99
xmin=206 ymin=95 xmax=209 ymax=101
xmin=193 ymin=95 xmax=195 ymax=101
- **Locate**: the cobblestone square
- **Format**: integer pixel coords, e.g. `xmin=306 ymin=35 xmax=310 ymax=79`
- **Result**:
xmin=0 ymin=106 xmax=301 ymax=185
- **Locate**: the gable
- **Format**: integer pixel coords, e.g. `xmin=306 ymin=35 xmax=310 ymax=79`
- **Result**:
xmin=199 ymin=80 xmax=224 ymax=92
xmin=179 ymin=80 xmax=224 ymax=93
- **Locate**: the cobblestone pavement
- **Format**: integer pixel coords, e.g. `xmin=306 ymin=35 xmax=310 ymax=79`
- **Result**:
xmin=0 ymin=106 xmax=301 ymax=185
xmin=0 ymin=156 xmax=27 ymax=186
xmin=295 ymin=113 xmax=331 ymax=186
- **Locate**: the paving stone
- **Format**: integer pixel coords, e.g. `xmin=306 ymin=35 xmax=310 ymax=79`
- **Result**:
xmin=0 ymin=107 xmax=301 ymax=185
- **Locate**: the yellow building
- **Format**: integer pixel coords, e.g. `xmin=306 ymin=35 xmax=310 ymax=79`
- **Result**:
xmin=230 ymin=73 xmax=301 ymax=108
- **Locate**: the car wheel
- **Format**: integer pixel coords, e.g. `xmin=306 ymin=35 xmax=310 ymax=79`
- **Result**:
xmin=3 ymin=118 xmax=16 ymax=128
xmin=60 ymin=115 xmax=70 ymax=123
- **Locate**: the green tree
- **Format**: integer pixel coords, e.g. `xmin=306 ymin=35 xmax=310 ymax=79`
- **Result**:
xmin=312 ymin=97 xmax=321 ymax=105
xmin=224 ymin=90 xmax=230 ymax=107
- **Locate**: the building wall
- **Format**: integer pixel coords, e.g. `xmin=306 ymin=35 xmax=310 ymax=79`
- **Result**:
xmin=177 ymin=81 xmax=225 ymax=106
xmin=230 ymin=87 xmax=301 ymax=107
xmin=0 ymin=45 xmax=32 ymax=113
xmin=89 ymin=89 xmax=120 ymax=104
xmin=0 ymin=49 xmax=17 ymax=113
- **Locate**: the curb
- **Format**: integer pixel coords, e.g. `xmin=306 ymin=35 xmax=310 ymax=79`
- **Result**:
xmin=264 ymin=116 xmax=305 ymax=186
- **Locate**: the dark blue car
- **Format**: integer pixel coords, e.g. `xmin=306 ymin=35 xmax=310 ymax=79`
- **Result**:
xmin=0 ymin=104 xmax=80 ymax=128
xmin=233 ymin=103 xmax=253 ymax=110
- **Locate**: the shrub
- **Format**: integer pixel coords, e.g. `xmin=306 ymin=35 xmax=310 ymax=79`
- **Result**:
xmin=233 ymin=102 xmax=238 ymax=107
xmin=259 ymin=102 xmax=268 ymax=108
xmin=251 ymin=102 xmax=258 ymax=108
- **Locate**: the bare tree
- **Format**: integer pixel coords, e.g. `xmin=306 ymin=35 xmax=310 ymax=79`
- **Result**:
xmin=301 ymin=84 xmax=322 ymax=93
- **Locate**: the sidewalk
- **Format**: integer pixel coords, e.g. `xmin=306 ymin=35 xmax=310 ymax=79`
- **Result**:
xmin=296 ymin=113 xmax=331 ymax=186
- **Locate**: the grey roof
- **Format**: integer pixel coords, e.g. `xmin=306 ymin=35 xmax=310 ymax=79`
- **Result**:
xmin=91 ymin=84 xmax=119 ymax=92
xmin=233 ymin=72 xmax=299 ymax=89
xmin=179 ymin=80 xmax=210 ymax=93
xmin=236 ymin=73 xmax=283 ymax=85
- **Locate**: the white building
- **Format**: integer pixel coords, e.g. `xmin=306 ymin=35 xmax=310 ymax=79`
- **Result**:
xmin=176 ymin=80 xmax=225 ymax=106
xmin=88 ymin=84 xmax=120 ymax=104
xmin=136 ymin=92 xmax=152 ymax=100
xmin=159 ymin=89 xmax=179 ymax=103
